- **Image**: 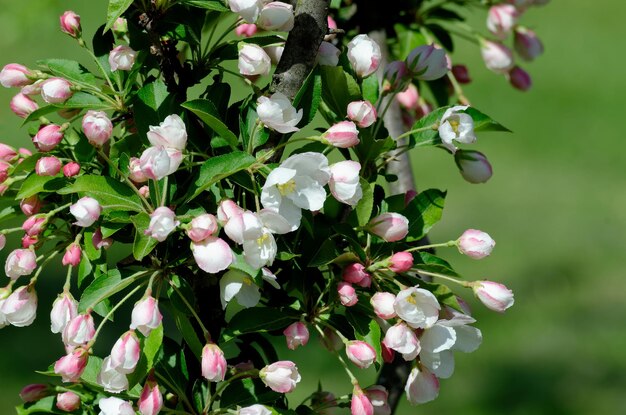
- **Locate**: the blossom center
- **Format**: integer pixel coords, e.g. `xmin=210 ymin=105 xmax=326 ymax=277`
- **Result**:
xmin=448 ymin=119 xmax=460 ymax=135
xmin=243 ymin=276 xmax=253 ymax=286
xmin=406 ymin=294 xmax=417 ymax=305
xmin=277 ymin=179 xmax=296 ymax=196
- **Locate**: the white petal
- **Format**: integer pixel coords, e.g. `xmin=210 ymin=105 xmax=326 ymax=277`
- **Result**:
xmin=258 ymin=209 xmax=292 ymax=234
xmin=281 ymin=152 xmax=331 ymax=184
xmin=420 ymin=324 xmax=456 ymax=353
xmin=452 ymin=325 xmax=482 ymax=353
xmin=420 ymin=350 xmax=455 ymax=379
xmin=290 ymin=176 xmax=327 ymax=211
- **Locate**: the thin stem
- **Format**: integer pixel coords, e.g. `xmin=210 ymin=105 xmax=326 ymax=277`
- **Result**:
xmin=30 ymin=249 xmax=62 ymax=284
xmin=80 ymin=40 xmax=122 ymax=107
xmin=395 ymin=124 xmax=437 ymax=141
xmin=63 ymin=264 xmax=73 ymax=292
xmin=90 ymin=283 xmax=145 ymax=344
xmin=405 ymin=240 xmax=456 ymax=252
xmin=205 ymin=370 xmax=259 ymax=413
xmin=413 ymin=269 xmax=469 ymax=287
xmin=46 ymin=202 xmax=72 ymax=217
xmin=160 ymin=176 xmax=169 ymax=207
xmin=168 ymin=279 xmax=210 ymax=341
xmin=313 ymin=323 xmax=358 ymax=384
xmin=155 ymin=371 xmax=198 ymax=415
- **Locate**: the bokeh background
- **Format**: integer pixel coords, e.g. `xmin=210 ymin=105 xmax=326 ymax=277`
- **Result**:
xmin=1 ymin=0 xmax=625 ymax=414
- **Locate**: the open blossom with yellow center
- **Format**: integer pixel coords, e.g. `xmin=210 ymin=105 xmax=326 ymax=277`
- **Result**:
xmin=261 ymin=152 xmax=331 ymax=231
xmin=393 ymin=287 xmax=441 ymax=329
xmin=437 ymin=105 xmax=476 ymax=153
xmin=220 ymin=269 xmax=261 ymax=309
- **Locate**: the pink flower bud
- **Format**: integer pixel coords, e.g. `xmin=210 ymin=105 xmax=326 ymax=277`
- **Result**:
xmin=21 ymin=80 xmax=43 ymax=96
xmin=347 ymin=101 xmax=377 ymax=128
xmin=62 ymin=312 xmax=95 ymax=347
xmin=396 ymin=84 xmax=419 ymax=110
xmin=367 ymin=212 xmax=409 ymax=242
xmin=110 ymin=330 xmax=141 ymax=373
xmin=201 ymin=343 xmax=227 ymax=382
xmin=70 ymin=196 xmax=102 ymax=227
xmin=60 ymin=11 xmax=81 ymax=37
xmin=187 ymin=213 xmax=219 ymax=242
xmin=10 ymin=93 xmax=38 ymax=118
xmin=487 ymin=4 xmax=519 ymax=39
xmin=507 ymin=66 xmax=532 ymax=91
xmin=146 ymin=207 xmax=179 ymax=242
xmin=472 ymin=281 xmax=514 ymax=312
xmin=365 ymin=385 xmax=391 ymax=415
xmin=458 ymin=229 xmax=495 ymax=259
xmin=129 ymin=157 xmax=148 ymax=183
xmin=338 ymin=281 xmax=358 ymax=306
xmin=236 ymin=23 xmax=258 ymax=37
xmin=50 ymin=292 xmax=78 ymax=334
xmin=41 ymin=78 xmax=73 ymax=104
xmin=82 ymin=111 xmax=113 ymax=146
xmin=109 ymin=45 xmax=137 ymax=71
xmin=329 ymin=160 xmax=362 ymax=207
xmin=481 ymin=40 xmax=514 ymax=74
xmin=63 ymin=161 xmax=81 ymax=177
xmin=342 ymin=263 xmax=370 ymax=285
xmin=139 ymin=146 xmax=182 ymax=180
xmin=346 ymin=340 xmax=376 ymax=369
xmin=406 ymin=44 xmax=448 ymax=81
xmin=454 ymin=150 xmax=493 ymax=183
xmin=0 ymin=64 xmax=34 ymax=88
xmin=0 ymin=143 xmax=17 ymax=161
xmin=347 ymin=34 xmax=382 ymax=78
xmin=317 ymin=41 xmax=340 ymax=66
xmin=238 ymin=43 xmax=271 ymax=76
xmin=405 ymin=366 xmax=439 ymax=404
xmin=61 ymin=243 xmax=81 ymax=267
xmin=138 ymin=185 xmax=150 ymax=198
xmin=56 ymin=391 xmax=81 ymax=412
xmin=22 ymin=235 xmax=38 ymax=248
xmin=0 ymin=285 xmax=37 ymax=327
xmin=112 ymin=17 xmax=128 ymax=35
xmin=20 ymin=384 xmax=50 ymax=402
xmin=351 ymin=385 xmax=374 ymax=415
xmin=130 ymin=296 xmax=163 ymax=336
xmin=370 ymin=292 xmax=397 ymax=320
xmin=22 ymin=215 xmax=47 ymax=236
xmin=322 ymin=121 xmax=360 ymax=148
xmin=191 ymin=236 xmax=234 ymax=274
xmin=283 ymin=321 xmax=309 ymax=350
xmin=139 ymin=378 xmax=163 ymax=415
xmin=381 ymin=342 xmax=394 ymax=363
xmin=355 ymin=274 xmax=371 ymax=288
xmin=388 ymin=251 xmax=413 ymax=273
xmin=5 ymin=248 xmax=37 ymax=280
xmin=259 ymin=361 xmax=301 ymax=393
xmin=92 ymin=228 xmax=113 ymax=250
xmin=514 ymin=27 xmax=544 ymax=61
xmin=20 ymin=195 xmax=42 ymax=216
xmin=0 ymin=160 xmax=10 ymax=184
xmin=382 ymin=322 xmax=420 ymax=360
xmin=98 ymin=397 xmax=134 ymax=415
xmin=257 ymin=2 xmax=295 ymax=31
xmin=97 ymin=356 xmax=128 ymax=393
xmin=33 ymin=124 xmax=64 ymax=152
xmin=36 ymin=156 xmax=62 ymax=176
xmin=217 ymin=199 xmax=244 ymax=223
xmin=452 ymin=64 xmax=471 ymax=84
xmin=147 ymin=114 xmax=188 ymax=151
xmin=55 ymin=347 xmax=89 ymax=383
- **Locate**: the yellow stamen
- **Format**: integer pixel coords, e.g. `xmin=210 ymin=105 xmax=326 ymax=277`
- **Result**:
xmin=277 ymin=179 xmax=296 ymax=196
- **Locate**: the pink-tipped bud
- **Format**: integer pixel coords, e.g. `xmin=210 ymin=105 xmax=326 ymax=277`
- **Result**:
xmin=365 ymin=385 xmax=391 ymax=415
xmin=329 ymin=160 xmax=363 ymax=207
xmin=82 ymin=111 xmax=113 ymax=146
xmin=0 ymin=160 xmax=10 ymax=184
xmin=70 ymin=197 xmax=102 ymax=227
xmin=370 ymin=292 xmax=397 ymax=320
xmin=406 ymin=44 xmax=448 ymax=81
xmin=451 ymin=64 xmax=471 ymax=84
xmin=110 ymin=330 xmax=141 ymax=373
xmin=347 ymin=101 xmax=377 ymax=128
xmin=487 ymin=4 xmax=519 ymax=39
xmin=405 ymin=366 xmax=439 ymax=404
xmin=20 ymin=80 xmax=43 ymax=96
xmin=458 ymin=229 xmax=495 ymax=259
xmin=347 ymin=35 xmax=382 ymax=78
xmin=130 ymin=296 xmax=163 ymax=336
xmin=19 ymin=384 xmax=50 ymax=403
xmin=388 ymin=251 xmax=413 ymax=273
xmin=22 ymin=235 xmax=38 ymax=248
xmin=283 ymin=322 xmax=309 ymax=350
xmin=259 ymin=361 xmax=301 ymax=393
xmin=54 ymin=347 xmax=89 ymax=383
xmin=454 ymin=150 xmax=493 ymax=183
xmin=50 ymin=292 xmax=78 ymax=334
xmin=0 ymin=64 xmax=34 ymax=88
xmin=257 ymin=1 xmax=295 ymax=31
xmin=92 ymin=227 xmax=113 ymax=250
xmin=62 ymin=243 xmax=82 ymax=267
xmin=1 ymin=285 xmax=37 ymax=327
xmin=146 ymin=206 xmax=179 ymax=242
xmin=514 ymin=27 xmax=544 ymax=61
xmin=139 ymin=146 xmax=183 ymax=180
xmin=33 ymin=124 xmax=64 ymax=152
xmin=382 ymin=322 xmax=420 ymax=361
xmin=217 ymin=199 xmax=244 ymax=223
xmin=187 ymin=213 xmax=219 ymax=242
xmin=315 ymin=41 xmax=339 ymax=66
xmin=20 ymin=195 xmax=42 ymax=216
xmin=0 ymin=143 xmax=17 ymax=161
xmin=338 ymin=281 xmax=358 ymax=307
xmin=63 ymin=161 xmax=81 ymax=178
xmin=35 ymin=156 xmax=62 ymax=176
xmin=191 ymin=236 xmax=234 ymax=274
xmin=346 ymin=340 xmax=377 ymax=369
xmin=367 ymin=213 xmax=409 ymax=242
xmin=10 ymin=93 xmax=38 ymax=118
xmin=109 ymin=45 xmax=137 ymax=72
xmin=396 ymin=84 xmax=419 ymax=110
xmin=351 ymin=385 xmax=374 ymax=415
xmin=41 ymin=78 xmax=73 ymax=104
xmin=383 ymin=61 xmax=409 ymax=91
xmin=22 ymin=215 xmax=47 ymax=236
xmin=481 ymin=40 xmax=514 ymax=74
xmin=62 ymin=312 xmax=95 ymax=347
xmin=56 ymin=391 xmax=81 ymax=412
xmin=236 ymin=23 xmax=258 ymax=37
xmin=129 ymin=157 xmax=148 ymax=183
xmin=325 ymin=15 xmax=338 ymax=41
xmin=238 ymin=43 xmax=271 ymax=76
xmin=139 ymin=378 xmax=163 ymax=415
xmin=138 ymin=185 xmax=150 ymax=198
xmin=201 ymin=343 xmax=228 ymax=382
xmin=5 ymin=248 xmax=37 ymax=280
xmin=507 ymin=66 xmax=532 ymax=91
xmin=322 ymin=121 xmax=360 ymax=148
xmin=381 ymin=342 xmax=395 ymax=363
xmin=472 ymin=280 xmax=514 ymax=312
xmin=342 ymin=263 xmax=370 ymax=285
xmin=60 ymin=11 xmax=81 ymax=38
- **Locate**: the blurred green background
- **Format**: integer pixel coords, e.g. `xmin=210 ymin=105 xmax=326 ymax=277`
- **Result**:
xmin=1 ymin=0 xmax=625 ymax=414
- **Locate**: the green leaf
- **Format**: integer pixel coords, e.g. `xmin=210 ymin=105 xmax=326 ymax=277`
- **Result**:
xmin=420 ymin=281 xmax=464 ymax=311
xmin=393 ymin=25 xmax=426 ymax=59
xmin=293 ymin=68 xmax=322 ymax=126
xmin=401 ymin=188 xmax=446 ymax=241
xmin=172 ymin=306 xmax=204 ymax=358
xmin=408 ymin=107 xmax=446 ymax=148
xmin=182 ymin=99 xmax=239 ymax=149
xmin=180 ymin=0 xmax=229 ymax=11
xmin=134 ymin=80 xmax=175 ymax=136
xmin=185 ymin=151 xmax=256 ymax=202
xmin=465 ymin=107 xmax=511 ymax=132
xmin=80 ymin=355 xmax=103 ymax=388
xmin=320 ymin=66 xmax=361 ymax=117
xmin=220 ymin=378 xmax=280 ymax=408
xmin=79 ymin=268 xmax=144 ymax=313
xmin=415 ymin=252 xmax=461 ymax=278
xmin=361 ymin=75 xmax=379 ymax=104
xmin=0 ymin=206 xmax=18 ymax=225
xmin=37 ymin=59 xmax=97 ymax=84
xmin=104 ymin=0 xmax=134 ymax=32
xmin=16 ymin=174 xmax=65 ymax=199
xmin=354 ymin=179 xmax=374 ymax=227
xmin=58 ymin=175 xmax=144 ymax=212
xmin=144 ymin=324 xmax=164 ymax=369
xmin=16 ymin=396 xmax=66 ymax=414
xmin=221 ymin=307 xmax=296 ymax=342
xmin=308 ymin=239 xmax=341 ymax=267
xmin=155 ymin=337 xmax=189 ymax=398
xmin=348 ymin=315 xmax=382 ymax=367
xmin=22 ymin=105 xmax=58 ymax=125
xmin=60 ymin=92 xmax=107 ymax=109
xmin=131 ymin=213 xmax=158 ymax=260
